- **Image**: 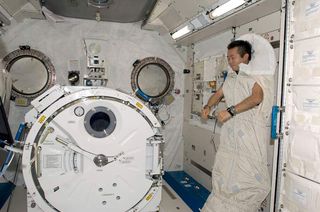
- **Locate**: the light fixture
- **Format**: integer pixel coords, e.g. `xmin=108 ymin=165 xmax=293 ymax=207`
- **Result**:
xmin=171 ymin=25 xmax=193 ymax=40
xmin=209 ymin=0 xmax=246 ymax=19
xmin=168 ymin=0 xmax=254 ymax=40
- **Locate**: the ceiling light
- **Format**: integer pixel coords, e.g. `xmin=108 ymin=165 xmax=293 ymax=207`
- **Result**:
xmin=209 ymin=0 xmax=246 ymax=19
xmin=171 ymin=25 xmax=193 ymax=40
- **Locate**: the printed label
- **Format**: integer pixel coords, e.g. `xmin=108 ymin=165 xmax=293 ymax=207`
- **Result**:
xmin=38 ymin=115 xmax=46 ymax=124
xmin=303 ymin=98 xmax=320 ymax=111
xmin=119 ymin=156 xmax=134 ymax=164
xmin=136 ymin=102 xmax=143 ymax=109
xmin=43 ymin=154 xmax=62 ymax=168
xmin=146 ymin=193 xmax=153 ymax=201
xmin=302 ymin=50 xmax=317 ymax=64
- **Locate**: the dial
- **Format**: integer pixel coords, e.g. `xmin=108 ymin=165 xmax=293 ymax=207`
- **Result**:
xmin=74 ymin=106 xmax=85 ymax=117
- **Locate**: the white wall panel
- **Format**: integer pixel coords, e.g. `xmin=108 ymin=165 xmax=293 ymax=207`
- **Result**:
xmin=294 ymin=0 xmax=320 ymax=39
xmin=281 ymin=172 xmax=320 ymax=212
xmin=293 ymin=37 xmax=320 ymax=84
xmin=292 ymin=86 xmax=320 ymax=114
xmin=278 ymin=0 xmax=320 ymax=210
xmin=287 ymin=126 xmax=320 ymax=183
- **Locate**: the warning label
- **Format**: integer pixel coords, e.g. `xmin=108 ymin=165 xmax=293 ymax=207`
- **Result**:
xmin=43 ymin=155 xmax=62 ymax=168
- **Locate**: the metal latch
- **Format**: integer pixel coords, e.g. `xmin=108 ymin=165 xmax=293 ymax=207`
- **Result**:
xmin=147 ymin=134 xmax=164 ymax=144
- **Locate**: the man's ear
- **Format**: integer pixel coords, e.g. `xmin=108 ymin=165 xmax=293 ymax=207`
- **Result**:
xmin=243 ymin=53 xmax=250 ymax=62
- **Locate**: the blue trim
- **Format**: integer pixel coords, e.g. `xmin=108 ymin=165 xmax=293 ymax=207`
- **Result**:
xmin=271 ymin=106 xmax=279 ymax=139
xmin=15 ymin=123 xmax=25 ymax=141
xmin=164 ymin=171 xmax=210 ymax=212
xmin=135 ymin=89 xmax=151 ymax=102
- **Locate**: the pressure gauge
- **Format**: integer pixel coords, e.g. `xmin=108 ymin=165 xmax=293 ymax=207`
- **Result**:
xmin=74 ymin=106 xmax=85 ymax=117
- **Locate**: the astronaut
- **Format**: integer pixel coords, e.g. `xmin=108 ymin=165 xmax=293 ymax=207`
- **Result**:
xmin=201 ymin=34 xmax=276 ymax=212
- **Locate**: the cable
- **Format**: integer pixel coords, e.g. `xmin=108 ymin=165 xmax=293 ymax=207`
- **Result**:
xmin=5 ymin=123 xmax=26 ymax=212
xmin=82 ymin=39 xmax=88 ymax=57
xmin=157 ymin=104 xmax=171 ymax=125
xmin=210 ymin=118 xmax=218 ymax=153
xmin=159 ymin=105 xmax=170 ymax=121
xmin=208 ymin=106 xmax=219 ymax=153
xmin=6 ymin=154 xmax=21 ymax=212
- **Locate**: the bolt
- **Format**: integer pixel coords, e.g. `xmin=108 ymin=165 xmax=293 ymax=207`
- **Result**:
xmin=31 ymin=202 xmax=36 ymax=208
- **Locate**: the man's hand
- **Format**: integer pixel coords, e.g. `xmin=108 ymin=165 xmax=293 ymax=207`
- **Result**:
xmin=201 ymin=106 xmax=210 ymax=120
xmin=217 ymin=110 xmax=231 ymax=123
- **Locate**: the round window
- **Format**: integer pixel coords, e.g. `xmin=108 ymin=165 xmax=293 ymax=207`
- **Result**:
xmin=2 ymin=46 xmax=56 ymax=100
xmin=131 ymin=57 xmax=174 ymax=104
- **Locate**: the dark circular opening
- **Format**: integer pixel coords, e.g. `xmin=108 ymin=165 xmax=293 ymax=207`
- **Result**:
xmin=90 ymin=112 xmax=110 ymax=132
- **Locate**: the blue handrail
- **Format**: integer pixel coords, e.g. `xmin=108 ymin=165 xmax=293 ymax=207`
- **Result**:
xmin=271 ymin=106 xmax=279 ymax=139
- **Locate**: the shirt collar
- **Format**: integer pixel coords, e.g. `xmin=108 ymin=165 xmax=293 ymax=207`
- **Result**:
xmin=227 ymin=68 xmax=249 ymax=77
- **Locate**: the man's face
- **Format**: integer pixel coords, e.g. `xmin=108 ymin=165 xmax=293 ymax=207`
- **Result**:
xmin=227 ymin=47 xmax=249 ymax=71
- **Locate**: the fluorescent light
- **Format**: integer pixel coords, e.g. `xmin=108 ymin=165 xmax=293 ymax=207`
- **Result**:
xmin=209 ymin=0 xmax=246 ymax=19
xmin=171 ymin=25 xmax=193 ymax=40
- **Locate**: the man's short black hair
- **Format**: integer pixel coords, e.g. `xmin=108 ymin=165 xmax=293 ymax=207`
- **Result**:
xmin=227 ymin=40 xmax=252 ymax=61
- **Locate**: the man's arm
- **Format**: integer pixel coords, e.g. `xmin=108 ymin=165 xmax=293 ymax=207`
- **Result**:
xmin=201 ymin=86 xmax=224 ymax=119
xmin=234 ymin=82 xmax=263 ymax=113
xmin=217 ymin=82 xmax=263 ymax=123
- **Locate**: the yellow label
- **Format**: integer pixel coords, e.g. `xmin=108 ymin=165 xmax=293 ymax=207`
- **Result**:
xmin=15 ymin=97 xmax=29 ymax=107
xmin=38 ymin=115 xmax=46 ymax=124
xmin=146 ymin=193 xmax=153 ymax=201
xmin=136 ymin=102 xmax=143 ymax=109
